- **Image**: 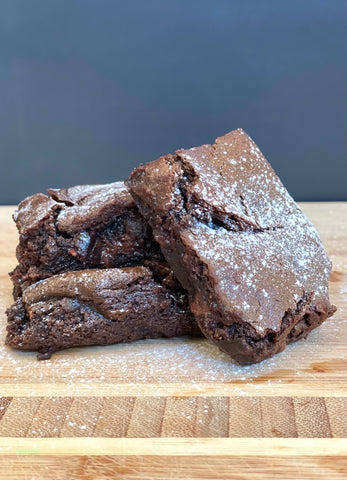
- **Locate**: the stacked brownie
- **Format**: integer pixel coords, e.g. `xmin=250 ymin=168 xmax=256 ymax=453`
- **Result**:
xmin=10 ymin=181 xmax=163 ymax=294
xmin=6 ymin=182 xmax=200 ymax=359
xmin=6 ymin=129 xmax=336 ymax=363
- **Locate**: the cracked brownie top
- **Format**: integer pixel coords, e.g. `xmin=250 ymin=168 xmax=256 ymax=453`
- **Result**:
xmin=10 ymin=182 xmax=163 ymax=292
xmin=128 ymin=129 xmax=335 ymax=363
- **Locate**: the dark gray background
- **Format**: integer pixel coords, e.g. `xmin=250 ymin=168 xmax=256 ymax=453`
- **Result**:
xmin=0 ymin=0 xmax=346 ymax=204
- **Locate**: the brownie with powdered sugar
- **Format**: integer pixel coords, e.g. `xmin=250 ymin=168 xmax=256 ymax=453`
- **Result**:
xmin=10 ymin=182 xmax=162 ymax=296
xmin=127 ymin=128 xmax=336 ymax=365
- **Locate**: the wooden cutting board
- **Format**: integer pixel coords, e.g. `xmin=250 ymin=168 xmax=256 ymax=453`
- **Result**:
xmin=0 ymin=202 xmax=346 ymax=480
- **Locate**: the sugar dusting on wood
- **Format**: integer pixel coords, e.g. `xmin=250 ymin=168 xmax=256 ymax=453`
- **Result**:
xmin=0 ymin=314 xmax=343 ymax=386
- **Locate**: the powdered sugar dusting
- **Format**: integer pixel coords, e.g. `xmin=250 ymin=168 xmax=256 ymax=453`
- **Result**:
xmin=23 ymin=267 xmax=149 ymax=305
xmin=184 ymin=209 xmax=330 ymax=331
xmin=173 ymin=130 xmax=332 ymax=333
xmin=0 ymin=315 xmax=344 ymax=388
xmin=55 ymin=182 xmax=134 ymax=234
xmin=180 ymin=129 xmax=299 ymax=230
xmin=51 ymin=182 xmax=126 ymax=205
xmin=13 ymin=194 xmax=57 ymax=234
xmin=14 ymin=181 xmax=134 ymax=236
xmin=0 ymin=248 xmax=345 ymax=395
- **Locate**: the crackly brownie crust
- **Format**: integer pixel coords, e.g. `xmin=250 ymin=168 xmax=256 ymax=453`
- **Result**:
xmin=10 ymin=182 xmax=163 ymax=296
xmin=6 ymin=265 xmax=200 ymax=359
xmin=127 ymin=128 xmax=336 ymax=365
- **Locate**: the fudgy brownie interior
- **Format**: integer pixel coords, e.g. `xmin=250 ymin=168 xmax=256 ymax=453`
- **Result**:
xmin=127 ymin=128 xmax=336 ymax=364
xmin=6 ymin=264 xmax=200 ymax=360
xmin=10 ymin=182 xmax=163 ymax=296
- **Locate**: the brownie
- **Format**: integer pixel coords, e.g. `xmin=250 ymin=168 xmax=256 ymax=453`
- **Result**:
xmin=127 ymin=128 xmax=336 ymax=365
xmin=6 ymin=265 xmax=200 ymax=359
xmin=10 ymin=182 xmax=162 ymax=296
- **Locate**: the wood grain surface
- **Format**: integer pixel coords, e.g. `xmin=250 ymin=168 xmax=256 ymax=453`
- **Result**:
xmin=0 ymin=202 xmax=346 ymax=480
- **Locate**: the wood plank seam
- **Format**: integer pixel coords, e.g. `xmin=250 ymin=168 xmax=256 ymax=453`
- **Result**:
xmin=1 ymin=396 xmax=346 ymax=438
xmin=0 ymin=438 xmax=345 ymax=456
xmin=1 ymin=382 xmax=346 ymax=397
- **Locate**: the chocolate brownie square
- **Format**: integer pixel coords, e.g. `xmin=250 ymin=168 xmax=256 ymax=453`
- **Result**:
xmin=10 ymin=182 xmax=162 ymax=295
xmin=127 ymin=129 xmax=336 ymax=364
xmin=6 ymin=265 xmax=199 ymax=359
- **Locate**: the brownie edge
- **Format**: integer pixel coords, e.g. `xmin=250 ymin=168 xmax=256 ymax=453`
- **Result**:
xmin=6 ymin=266 xmax=200 ymax=359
